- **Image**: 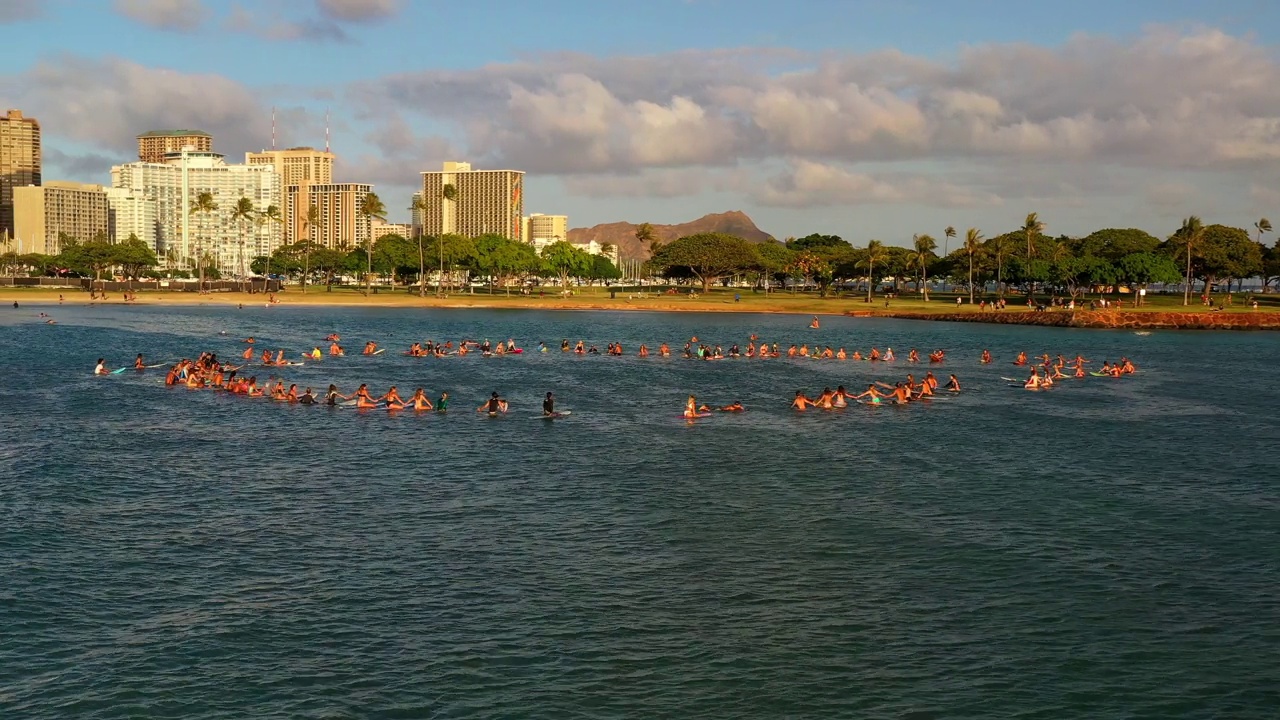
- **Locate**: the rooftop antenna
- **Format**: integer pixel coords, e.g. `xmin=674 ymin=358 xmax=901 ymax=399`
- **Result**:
xmin=325 ymin=108 xmax=330 ymax=153
xmin=271 ymin=107 xmax=276 ymax=150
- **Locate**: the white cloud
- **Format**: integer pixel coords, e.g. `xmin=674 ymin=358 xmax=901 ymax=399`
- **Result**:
xmin=752 ymin=160 xmax=1001 ymax=209
xmin=113 ymin=0 xmax=209 ymax=33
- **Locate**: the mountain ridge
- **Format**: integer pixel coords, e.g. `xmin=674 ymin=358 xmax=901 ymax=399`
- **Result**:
xmin=566 ymin=211 xmax=773 ymax=259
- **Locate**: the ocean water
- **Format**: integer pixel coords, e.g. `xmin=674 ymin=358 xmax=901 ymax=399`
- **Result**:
xmin=1 ymin=303 xmax=1278 ymax=719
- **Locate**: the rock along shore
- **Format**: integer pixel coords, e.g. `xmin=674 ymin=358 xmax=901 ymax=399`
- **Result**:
xmin=849 ymin=309 xmax=1280 ymax=331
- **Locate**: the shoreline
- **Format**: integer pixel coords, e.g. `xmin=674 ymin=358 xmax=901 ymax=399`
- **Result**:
xmin=4 ymin=288 xmax=1279 ymax=329
xmin=867 ymin=309 xmax=1280 ymax=331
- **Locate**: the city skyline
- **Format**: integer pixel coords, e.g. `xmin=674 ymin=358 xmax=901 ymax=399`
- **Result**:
xmin=3 ymin=1 xmax=1280 ymax=243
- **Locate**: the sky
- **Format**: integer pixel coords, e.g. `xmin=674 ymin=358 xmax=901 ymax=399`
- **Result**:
xmin=3 ymin=0 xmax=1280 ymax=246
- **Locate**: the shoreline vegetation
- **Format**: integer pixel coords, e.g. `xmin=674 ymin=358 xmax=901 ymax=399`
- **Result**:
xmin=5 ymin=286 xmax=1280 ymax=329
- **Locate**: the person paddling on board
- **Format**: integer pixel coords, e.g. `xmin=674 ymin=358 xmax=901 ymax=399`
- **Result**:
xmin=718 ymin=401 xmax=745 ymax=412
xmin=683 ymin=395 xmax=699 ymax=418
xmin=543 ymin=392 xmax=556 ymax=416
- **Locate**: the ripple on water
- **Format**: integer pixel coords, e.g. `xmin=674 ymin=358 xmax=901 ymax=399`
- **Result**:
xmin=1 ymin=306 xmax=1278 ymax=719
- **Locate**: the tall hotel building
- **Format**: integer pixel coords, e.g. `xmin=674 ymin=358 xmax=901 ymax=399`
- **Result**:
xmin=524 ymin=213 xmax=568 ymax=251
xmin=137 ymin=130 xmax=212 ymax=163
xmin=420 ymin=162 xmax=524 ymax=241
xmin=111 ymin=150 xmax=282 ymax=273
xmin=284 ymin=183 xmax=373 ymax=250
xmin=1 ymin=109 xmax=42 ymax=244
xmin=246 ymin=147 xmax=338 ymax=243
xmin=12 ymin=181 xmax=109 ymax=254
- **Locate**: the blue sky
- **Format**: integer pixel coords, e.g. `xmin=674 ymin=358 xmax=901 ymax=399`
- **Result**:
xmin=3 ymin=0 xmax=1280 ymax=246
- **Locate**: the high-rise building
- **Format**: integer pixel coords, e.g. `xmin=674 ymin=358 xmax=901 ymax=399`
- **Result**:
xmin=409 ymin=191 xmax=425 ymax=237
xmin=137 ymin=130 xmax=212 ymax=163
xmin=12 ymin=181 xmax=109 ymax=255
xmin=420 ymin=161 xmax=524 ymax=241
xmin=106 ymin=187 xmax=158 ymax=248
xmin=245 ymin=147 xmax=334 ymax=188
xmin=111 ymin=151 xmax=282 ymax=273
xmin=371 ymin=221 xmax=412 ymax=241
xmin=246 ymin=147 xmax=335 ymax=220
xmin=284 ymin=183 xmax=372 ymax=250
xmin=1 ymin=109 xmax=42 ymax=244
xmin=524 ymin=213 xmax=569 ymax=251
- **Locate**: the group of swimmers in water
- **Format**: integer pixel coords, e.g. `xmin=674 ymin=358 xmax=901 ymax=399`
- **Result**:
xmin=994 ymin=350 xmax=1138 ymax=388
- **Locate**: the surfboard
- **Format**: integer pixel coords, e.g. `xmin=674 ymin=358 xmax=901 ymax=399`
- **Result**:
xmin=145 ymin=363 xmax=168 ymax=368
xmin=680 ymin=412 xmax=713 ymax=418
xmin=372 ymin=349 xmax=386 ymax=355
xmin=1090 ymin=371 xmax=1111 ymax=377
xmin=536 ymin=411 xmax=572 ymax=419
xmin=1000 ymin=376 xmax=1021 ymax=382
xmin=110 ymin=367 xmax=129 ymax=374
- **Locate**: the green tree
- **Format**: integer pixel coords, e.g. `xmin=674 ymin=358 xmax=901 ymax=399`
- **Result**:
xmin=1262 ymin=241 xmax=1280 ymax=292
xmin=258 ymin=204 xmax=283 ymax=286
xmin=786 ymin=234 xmax=850 ymax=253
xmin=649 ymin=232 xmax=760 ymax=293
xmin=1022 ymin=212 xmax=1045 ymax=259
xmin=1255 ymin=217 xmax=1272 ymax=245
xmin=1115 ymin=252 xmax=1182 ymax=305
xmin=964 ymin=228 xmax=983 ymax=303
xmin=410 ymin=194 xmax=429 ymax=296
xmin=115 ymin=234 xmax=159 ymax=280
xmin=753 ymin=239 xmax=795 ymax=292
xmin=786 ymin=251 xmax=835 ymax=296
xmin=190 ymin=191 xmax=217 ymax=289
xmin=635 ymin=222 xmax=658 ymax=257
xmin=1169 ymin=216 xmax=1204 ymax=305
xmin=1196 ymin=224 xmax=1261 ymax=293
xmin=310 ymin=246 xmax=347 ymax=291
xmin=909 ymin=233 xmax=937 ymax=300
xmin=943 ymin=225 xmax=956 ymax=258
xmin=474 ymin=233 xmax=539 ymax=293
xmin=299 ymin=204 xmax=320 ymax=292
xmin=1079 ymin=228 xmax=1160 ymax=261
xmin=231 ymin=197 xmax=255 ymax=285
xmin=540 ymin=240 xmax=595 ymax=290
xmin=986 ymin=232 xmax=1017 ymax=295
xmin=859 ymin=240 xmax=888 ymax=302
xmin=359 ymin=192 xmax=387 ymax=294
xmin=588 ymin=254 xmax=623 ymax=285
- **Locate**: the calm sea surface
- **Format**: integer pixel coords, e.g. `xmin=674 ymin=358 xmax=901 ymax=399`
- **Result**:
xmin=1 ymin=303 xmax=1278 ymax=719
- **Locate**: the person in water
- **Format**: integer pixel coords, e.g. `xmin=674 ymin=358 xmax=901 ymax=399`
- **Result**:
xmin=543 ymin=392 xmax=556 ymax=416
xmin=718 ymin=401 xmax=745 ymax=412
xmin=363 ymin=341 xmax=378 ymax=355
xmin=478 ymin=391 xmax=508 ymax=415
xmin=436 ymin=391 xmax=449 ymax=411
xmin=945 ymin=374 xmax=961 ymax=391
xmin=981 ymin=349 xmax=992 ymax=364
xmin=810 ymin=316 xmax=820 ymax=329
xmin=134 ymin=354 xmax=145 ymax=369
xmin=791 ymin=391 xmax=817 ymax=411
xmin=408 ymin=388 xmax=433 ymax=410
xmin=94 ymin=358 xmax=108 ymax=375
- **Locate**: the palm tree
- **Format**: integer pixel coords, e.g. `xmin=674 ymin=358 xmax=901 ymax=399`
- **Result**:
xmin=1176 ymin=216 xmax=1204 ymax=306
xmin=635 ymin=223 xmax=656 ymax=258
xmin=411 ymin=194 xmax=429 ymax=296
xmin=440 ymin=184 xmax=458 ymax=296
xmin=909 ymin=233 xmax=937 ymax=301
xmin=989 ymin=233 xmax=1012 ymax=297
xmin=259 ymin=204 xmax=283 ymax=292
xmin=860 ymin=240 xmax=887 ymax=302
xmin=1022 ymin=212 xmax=1044 ymax=260
xmin=964 ymin=228 xmax=983 ymax=304
xmin=1255 ymin=217 xmax=1272 ymax=244
xmin=359 ymin=192 xmax=387 ymax=296
xmin=231 ymin=197 xmax=255 ymax=291
xmin=300 ymin=204 xmax=319 ymax=293
xmin=944 ymin=225 xmax=956 ymax=257
xmin=189 ymin=191 xmax=217 ymax=290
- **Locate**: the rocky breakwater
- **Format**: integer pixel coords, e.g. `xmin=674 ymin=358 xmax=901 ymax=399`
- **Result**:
xmin=859 ymin=309 xmax=1280 ymax=331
